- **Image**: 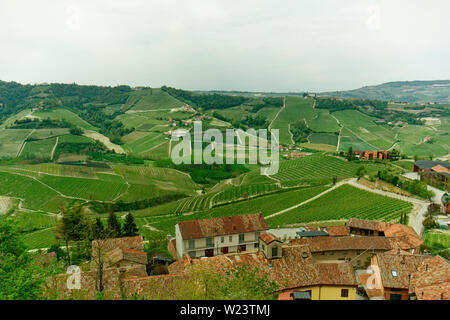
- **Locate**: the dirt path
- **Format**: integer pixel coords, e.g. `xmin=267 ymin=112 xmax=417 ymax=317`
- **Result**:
xmin=50 ymin=136 xmax=59 ymax=160
xmin=16 ymin=129 xmax=35 ymax=158
xmin=83 ymin=130 xmax=125 ymax=154
xmin=268 ymin=97 xmax=286 ymax=144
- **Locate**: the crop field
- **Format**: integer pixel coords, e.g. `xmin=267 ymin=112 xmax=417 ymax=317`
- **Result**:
xmin=143 ymin=185 xmax=329 ymax=233
xmin=334 ymin=110 xmax=396 ymax=150
xmin=32 ymin=108 xmax=98 ymax=131
xmin=38 ymin=173 xmax=128 ymax=201
xmin=307 ymin=110 xmax=340 ymax=133
xmin=0 ymin=196 xmax=17 ymax=214
xmin=308 ymin=133 xmax=338 ymax=146
xmin=58 ymin=134 xmax=95 ymax=144
xmin=29 ymin=128 xmax=69 ymax=140
xmin=21 ymin=227 xmax=59 ymax=249
xmin=339 ymin=128 xmax=377 ymax=152
xmin=21 ymin=137 xmax=57 ymax=159
xmin=424 ymin=231 xmax=450 ymax=248
xmin=123 ymin=132 xmax=167 ymax=154
xmin=267 ymin=184 xmax=413 ymax=227
xmin=112 ymin=165 xmax=198 ymax=198
xmin=0 ymin=129 xmax=32 ymax=157
xmin=271 ymin=154 xmax=387 ymax=183
xmin=13 ymin=211 xmax=58 ymax=233
xmin=0 ymin=109 xmax=31 ymax=129
xmin=396 ymin=125 xmax=449 ymax=157
xmin=124 ymin=88 xmax=184 ymax=111
xmin=0 ymin=170 xmax=72 ymax=212
xmin=270 ymin=97 xmax=315 ymax=145
xmin=13 ymin=163 xmax=109 ymax=178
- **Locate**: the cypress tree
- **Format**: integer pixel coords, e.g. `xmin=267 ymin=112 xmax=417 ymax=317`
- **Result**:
xmin=122 ymin=212 xmax=139 ymax=237
xmin=106 ymin=212 xmax=121 ymax=238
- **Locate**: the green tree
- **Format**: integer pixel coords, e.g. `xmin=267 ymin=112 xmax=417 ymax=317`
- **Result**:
xmin=106 ymin=212 xmax=121 ymax=238
xmin=92 ymin=218 xmax=105 ymax=240
xmin=122 ymin=213 xmax=138 ymax=237
xmin=0 ymin=218 xmax=60 ymax=299
xmin=356 ymin=165 xmax=367 ymax=180
xmin=347 ymin=146 xmax=353 ymax=161
xmin=55 ymin=205 xmax=91 ymax=264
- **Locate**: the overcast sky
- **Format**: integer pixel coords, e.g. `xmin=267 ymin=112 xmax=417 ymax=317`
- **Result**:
xmin=1 ymin=0 xmax=449 ymax=92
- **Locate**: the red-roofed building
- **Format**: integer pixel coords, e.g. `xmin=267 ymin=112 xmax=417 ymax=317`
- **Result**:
xmin=174 ymin=213 xmax=268 ymax=259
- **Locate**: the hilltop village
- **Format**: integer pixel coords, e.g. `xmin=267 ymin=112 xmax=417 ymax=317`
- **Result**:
xmin=43 ymin=214 xmax=449 ymax=301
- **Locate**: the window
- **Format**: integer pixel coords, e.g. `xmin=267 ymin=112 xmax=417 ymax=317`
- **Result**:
xmin=189 ymin=239 xmax=195 ymax=249
xmin=206 ymin=237 xmax=213 ymax=247
xmin=188 ymin=251 xmax=195 ymax=257
xmin=391 ymin=270 xmax=398 ymax=277
xmin=272 ymin=246 xmax=278 ymax=257
xmin=221 ymin=237 xmax=224 ymax=243
xmin=341 ymin=289 xmax=349 ymax=298
xmin=229 ymin=236 xmax=233 ymax=242
xmin=262 ymin=244 xmax=265 ymax=251
xmin=239 ymin=233 xmax=245 ymax=244
xmin=254 ymin=242 xmax=259 ymax=249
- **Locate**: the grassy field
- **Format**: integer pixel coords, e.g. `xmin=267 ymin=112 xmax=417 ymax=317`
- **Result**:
xmin=307 ymin=110 xmax=340 ymax=133
xmin=21 ymin=137 xmax=57 ymax=159
xmin=334 ymin=110 xmax=396 ymax=151
xmin=308 ymin=133 xmax=339 ymax=146
xmin=33 ymin=108 xmax=98 ymax=131
xmin=0 ymin=129 xmax=32 ymax=158
xmin=123 ymin=88 xmax=184 ymax=111
xmin=267 ymin=184 xmax=413 ymax=227
xmin=271 ymin=97 xmax=315 ymax=146
xmin=424 ymin=230 xmax=450 ymax=248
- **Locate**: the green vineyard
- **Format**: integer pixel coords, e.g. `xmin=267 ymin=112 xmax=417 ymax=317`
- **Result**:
xmin=267 ymin=184 xmax=413 ymax=227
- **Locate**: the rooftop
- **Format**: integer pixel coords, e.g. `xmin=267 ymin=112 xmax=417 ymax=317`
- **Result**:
xmin=409 ymin=255 xmax=450 ymax=300
xmin=291 ymin=236 xmax=393 ymax=252
xmin=177 ymin=213 xmax=268 ymax=240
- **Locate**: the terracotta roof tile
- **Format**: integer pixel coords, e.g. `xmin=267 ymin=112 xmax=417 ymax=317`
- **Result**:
xmin=326 ymin=226 xmax=350 ymax=237
xmin=375 ymin=253 xmax=432 ymax=290
xmin=260 ymin=232 xmax=281 ymax=244
xmin=291 ymin=236 xmax=393 ymax=252
xmin=177 ymin=213 xmax=268 ymax=240
xmin=409 ymin=255 xmax=450 ymax=300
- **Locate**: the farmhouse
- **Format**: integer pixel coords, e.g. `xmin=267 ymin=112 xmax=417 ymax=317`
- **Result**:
xmin=353 ymin=150 xmax=390 ymax=160
xmin=413 ymin=160 xmax=450 ymax=191
xmin=174 ymin=213 xmax=268 ymax=259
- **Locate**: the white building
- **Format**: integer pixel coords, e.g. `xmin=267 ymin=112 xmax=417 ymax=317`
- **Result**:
xmin=174 ymin=213 xmax=268 ymax=259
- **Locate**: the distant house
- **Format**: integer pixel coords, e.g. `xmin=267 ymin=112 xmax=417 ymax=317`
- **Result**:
xmin=353 ymin=150 xmax=390 ymax=160
xmin=413 ymin=160 xmax=450 ymax=191
xmin=174 ymin=213 xmax=269 ymax=259
xmin=91 ymin=236 xmax=148 ymax=276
